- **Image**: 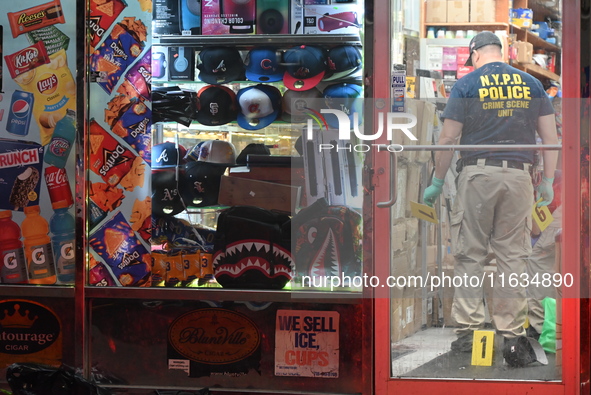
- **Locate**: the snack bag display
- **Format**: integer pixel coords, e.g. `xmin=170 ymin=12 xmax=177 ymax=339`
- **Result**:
xmin=11 ymin=49 xmax=76 ymax=146
xmin=129 ymin=196 xmax=152 ymax=242
xmin=88 ymin=181 xmax=126 ymax=229
xmin=125 ymin=48 xmax=151 ymax=101
xmin=90 ymin=17 xmax=147 ymax=94
xmin=89 ymin=120 xmax=137 ymax=187
xmin=88 ymin=0 xmax=128 ymax=48
xmin=89 ymin=254 xmax=117 ymax=286
xmin=89 ymin=211 xmax=151 ymax=286
xmin=8 ymin=0 xmax=66 ymax=38
xmin=105 ymin=93 xmax=152 ymax=163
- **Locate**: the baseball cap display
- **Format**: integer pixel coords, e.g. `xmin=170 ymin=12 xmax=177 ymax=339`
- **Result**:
xmin=185 ymin=140 xmax=237 ymax=166
xmin=151 ymin=142 xmax=187 ymax=169
xmin=179 ymin=161 xmax=227 ymax=207
xmin=281 ymin=87 xmax=323 ymax=123
xmin=323 ymin=83 xmax=363 ymax=129
xmin=236 ymin=143 xmax=271 ymax=165
xmin=197 ymin=47 xmax=245 ymax=84
xmin=244 ymin=47 xmax=284 ymax=82
xmin=464 ymin=31 xmax=503 ymax=66
xmin=283 ymin=45 xmax=327 ymax=91
xmin=152 ymin=169 xmax=185 ymax=217
xmin=324 ymin=45 xmax=363 ymax=81
xmin=195 ymin=85 xmax=239 ymax=126
xmin=236 ymin=84 xmax=282 ymax=130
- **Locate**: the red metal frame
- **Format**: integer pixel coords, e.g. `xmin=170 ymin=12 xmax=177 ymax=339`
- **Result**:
xmin=372 ymin=0 xmax=583 ymax=393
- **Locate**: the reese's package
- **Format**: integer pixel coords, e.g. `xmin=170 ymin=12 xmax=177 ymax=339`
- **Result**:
xmin=88 ymin=0 xmax=128 ymax=49
xmin=10 ymin=48 xmax=76 ymax=146
xmin=90 ymin=17 xmax=147 ymax=94
xmin=105 ymin=93 xmax=151 ymax=163
xmin=0 ymin=139 xmax=44 ymax=211
xmin=89 ymin=211 xmax=152 ymax=287
xmin=8 ymin=0 xmax=66 ymax=38
xmin=89 ymin=120 xmax=136 ymax=187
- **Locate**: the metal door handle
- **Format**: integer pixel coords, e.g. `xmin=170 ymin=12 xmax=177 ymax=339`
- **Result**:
xmin=376 ymin=146 xmax=398 ymax=208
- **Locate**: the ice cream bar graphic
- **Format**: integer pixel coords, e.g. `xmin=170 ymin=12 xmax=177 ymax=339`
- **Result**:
xmin=10 ymin=167 xmax=40 ymax=209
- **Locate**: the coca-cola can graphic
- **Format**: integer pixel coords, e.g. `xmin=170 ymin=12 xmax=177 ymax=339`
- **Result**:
xmin=45 ymin=166 xmax=73 ymax=208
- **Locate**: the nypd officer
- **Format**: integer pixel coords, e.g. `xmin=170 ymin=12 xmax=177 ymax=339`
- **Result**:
xmin=422 ymin=32 xmax=559 ymax=363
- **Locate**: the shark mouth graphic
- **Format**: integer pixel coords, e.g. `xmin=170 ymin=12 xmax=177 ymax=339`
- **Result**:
xmin=308 ymin=227 xmax=341 ymax=277
xmin=213 ymin=239 xmax=295 ymax=281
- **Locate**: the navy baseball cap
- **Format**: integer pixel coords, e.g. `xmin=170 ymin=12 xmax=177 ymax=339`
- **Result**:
xmin=152 ymin=142 xmax=187 ymax=169
xmin=197 ymin=47 xmax=244 ymax=84
xmin=465 ymin=31 xmax=502 ymax=66
xmin=283 ymin=45 xmax=327 ymax=91
xmin=323 ymin=83 xmax=363 ymax=129
xmin=237 ymin=84 xmax=282 ymax=130
xmin=324 ymin=45 xmax=363 ymax=81
xmin=244 ymin=47 xmax=284 ymax=82
xmin=196 ymin=85 xmax=238 ymax=126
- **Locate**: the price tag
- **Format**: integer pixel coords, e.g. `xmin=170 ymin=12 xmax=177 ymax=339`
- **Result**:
xmin=471 ymin=330 xmax=495 ymax=366
xmin=532 ymin=199 xmax=554 ymax=233
xmin=410 ymin=201 xmax=439 ymax=224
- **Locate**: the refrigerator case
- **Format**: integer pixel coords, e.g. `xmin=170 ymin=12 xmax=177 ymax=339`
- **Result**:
xmin=87 ymin=1 xmax=153 ymax=287
xmin=0 ymin=0 xmax=78 ymax=285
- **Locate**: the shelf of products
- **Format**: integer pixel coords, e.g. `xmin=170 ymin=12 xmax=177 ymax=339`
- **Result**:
xmin=156 ymin=34 xmax=362 ymax=47
xmin=84 ymin=286 xmax=363 ymax=304
xmin=510 ymin=24 xmax=561 ymax=53
xmin=513 ymin=62 xmax=560 ymax=81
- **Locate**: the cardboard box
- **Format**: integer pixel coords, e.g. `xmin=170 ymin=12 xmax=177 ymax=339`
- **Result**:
xmin=201 ymin=0 xmax=255 ymax=35
xmin=218 ymin=176 xmax=301 ymax=214
xmin=290 ymin=0 xmax=304 ymax=34
xmin=425 ymin=0 xmax=447 ymax=23
xmin=447 ymin=0 xmax=469 ymax=23
xmin=257 ymin=0 xmax=289 ymax=34
xmin=515 ymin=41 xmax=533 ymax=64
xmin=168 ymin=47 xmax=195 ymax=81
xmin=303 ymin=4 xmax=362 ymax=35
xmin=470 ymin=0 xmax=495 ymax=23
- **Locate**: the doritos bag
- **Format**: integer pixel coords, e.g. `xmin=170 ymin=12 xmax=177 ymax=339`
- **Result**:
xmin=292 ymin=198 xmax=362 ymax=284
xmin=212 ymin=206 xmax=293 ymax=289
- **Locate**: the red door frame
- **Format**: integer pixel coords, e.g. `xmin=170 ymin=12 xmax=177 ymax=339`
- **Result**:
xmin=372 ymin=0 xmax=583 ymax=393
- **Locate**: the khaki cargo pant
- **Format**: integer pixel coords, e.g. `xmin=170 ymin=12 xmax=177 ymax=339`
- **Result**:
xmin=526 ymin=204 xmax=562 ymax=333
xmin=450 ymin=159 xmax=533 ymax=339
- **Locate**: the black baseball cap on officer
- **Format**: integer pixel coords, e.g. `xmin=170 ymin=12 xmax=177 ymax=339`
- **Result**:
xmin=197 ymin=47 xmax=244 ymax=84
xmin=464 ymin=31 xmax=502 ymax=67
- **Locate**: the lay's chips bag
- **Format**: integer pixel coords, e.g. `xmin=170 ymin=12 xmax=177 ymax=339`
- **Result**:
xmin=11 ymin=48 xmax=76 ymax=146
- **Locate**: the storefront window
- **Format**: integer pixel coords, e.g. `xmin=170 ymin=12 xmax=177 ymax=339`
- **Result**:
xmin=389 ymin=0 xmax=563 ymax=380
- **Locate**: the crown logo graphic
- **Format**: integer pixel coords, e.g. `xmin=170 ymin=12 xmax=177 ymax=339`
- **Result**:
xmin=0 ymin=304 xmax=38 ymax=329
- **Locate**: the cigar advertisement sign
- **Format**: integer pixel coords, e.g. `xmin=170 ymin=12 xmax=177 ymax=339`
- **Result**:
xmin=0 ymin=0 xmax=77 ymax=285
xmin=86 ymin=0 xmax=153 ymax=287
xmin=274 ymin=310 xmax=340 ymax=378
xmin=167 ymin=308 xmax=262 ymax=378
xmin=0 ymin=299 xmax=62 ymax=367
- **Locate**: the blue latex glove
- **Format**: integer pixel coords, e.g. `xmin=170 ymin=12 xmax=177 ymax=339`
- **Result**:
xmin=537 ymin=176 xmax=554 ymax=207
xmin=423 ymin=176 xmax=444 ymax=207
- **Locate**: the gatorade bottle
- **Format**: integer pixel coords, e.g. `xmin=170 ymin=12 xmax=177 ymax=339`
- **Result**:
xmin=0 ymin=210 xmax=28 ymax=284
xmin=44 ymin=109 xmax=76 ymax=168
xmin=50 ymin=201 xmax=75 ymax=284
xmin=22 ymin=206 xmax=56 ymax=285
